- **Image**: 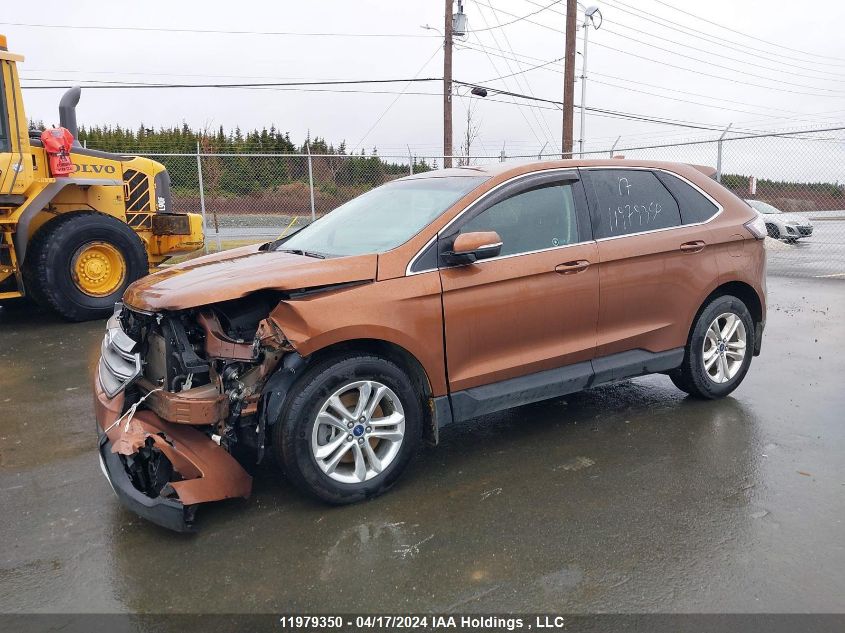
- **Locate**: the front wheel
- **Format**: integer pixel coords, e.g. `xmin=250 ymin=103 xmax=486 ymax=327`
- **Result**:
xmin=272 ymin=354 xmax=422 ymax=504
xmin=23 ymin=212 xmax=149 ymax=321
xmin=670 ymin=295 xmax=754 ymax=399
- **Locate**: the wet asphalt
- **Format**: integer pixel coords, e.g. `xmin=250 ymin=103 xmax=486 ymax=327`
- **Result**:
xmin=0 ymin=275 xmax=843 ymax=614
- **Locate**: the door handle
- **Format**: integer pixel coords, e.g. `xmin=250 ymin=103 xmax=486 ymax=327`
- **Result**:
xmin=555 ymin=260 xmax=591 ymax=274
xmin=680 ymin=240 xmax=706 ymax=253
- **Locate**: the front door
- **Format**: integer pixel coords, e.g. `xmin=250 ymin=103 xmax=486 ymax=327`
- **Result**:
xmin=439 ymin=173 xmax=599 ymax=392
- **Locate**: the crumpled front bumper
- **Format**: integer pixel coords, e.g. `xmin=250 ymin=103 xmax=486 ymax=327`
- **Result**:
xmin=94 ymin=367 xmax=252 ymax=532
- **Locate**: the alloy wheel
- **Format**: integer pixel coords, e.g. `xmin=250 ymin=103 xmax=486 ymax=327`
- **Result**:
xmin=310 ymin=380 xmax=405 ymax=484
xmin=702 ymin=312 xmax=747 ymax=383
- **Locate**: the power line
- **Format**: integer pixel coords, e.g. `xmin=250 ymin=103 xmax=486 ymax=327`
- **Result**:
xmin=579 ymin=124 xmax=845 ymax=155
xmin=524 ymin=0 xmax=845 ymax=76
xmin=458 ymin=41 xmax=845 ymax=120
xmin=599 ymin=18 xmax=845 ymax=80
xmin=588 ymin=39 xmax=845 ymax=98
xmin=479 ymin=55 xmax=565 ymax=83
xmin=599 ymin=23 xmax=845 ymax=84
xmin=17 ymin=71 xmax=784 ymax=133
xmin=23 ymin=68 xmax=360 ymax=83
xmin=0 ymin=21 xmax=441 ymax=38
xmin=588 ymin=71 xmax=803 ymax=117
xmin=601 ymin=0 xmax=845 ymax=68
xmin=20 ymin=77 xmax=442 ymax=89
xmin=454 ymin=80 xmax=758 ymax=132
xmin=461 ymin=13 xmax=845 ymax=99
xmin=462 ymin=79 xmax=845 ymax=142
xmin=478 ymin=0 xmax=845 ymax=94
xmin=467 ymin=0 xmax=564 ymax=32
xmin=469 ymin=0 xmax=570 ymax=36
xmin=468 ymin=10 xmax=550 ymax=149
xmin=589 ymin=78 xmax=798 ymax=119
xmin=352 ymin=46 xmax=442 ymax=152
xmin=476 ymin=0 xmax=559 ymax=151
xmin=651 ymin=0 xmax=845 ymax=63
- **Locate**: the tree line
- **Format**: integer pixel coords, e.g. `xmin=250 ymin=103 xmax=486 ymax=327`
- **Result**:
xmin=71 ymin=123 xmax=435 ymax=196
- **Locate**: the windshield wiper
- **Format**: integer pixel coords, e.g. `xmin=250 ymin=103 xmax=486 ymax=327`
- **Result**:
xmin=276 ymin=248 xmax=328 ymax=259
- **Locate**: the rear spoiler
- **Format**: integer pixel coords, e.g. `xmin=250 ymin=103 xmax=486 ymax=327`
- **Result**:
xmin=689 ymin=164 xmax=717 ymax=179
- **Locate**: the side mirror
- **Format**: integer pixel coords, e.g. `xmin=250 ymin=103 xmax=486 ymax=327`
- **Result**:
xmin=442 ymin=231 xmax=503 ymax=265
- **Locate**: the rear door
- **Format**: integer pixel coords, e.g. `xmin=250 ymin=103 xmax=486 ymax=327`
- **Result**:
xmin=439 ymin=170 xmax=599 ymax=392
xmin=581 ymin=167 xmax=720 ymax=357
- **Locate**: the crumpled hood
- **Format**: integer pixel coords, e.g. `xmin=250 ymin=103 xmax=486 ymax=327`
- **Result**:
xmin=123 ymin=244 xmax=378 ymax=311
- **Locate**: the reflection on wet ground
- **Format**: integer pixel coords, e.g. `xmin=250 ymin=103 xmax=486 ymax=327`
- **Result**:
xmin=1 ymin=276 xmax=843 ymax=613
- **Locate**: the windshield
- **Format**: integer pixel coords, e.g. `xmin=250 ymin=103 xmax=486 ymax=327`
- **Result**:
xmin=276 ymin=175 xmax=487 ymax=257
xmin=746 ymin=199 xmax=781 ymax=214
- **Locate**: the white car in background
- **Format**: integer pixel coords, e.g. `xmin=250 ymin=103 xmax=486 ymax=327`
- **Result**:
xmin=745 ymin=199 xmax=814 ymax=242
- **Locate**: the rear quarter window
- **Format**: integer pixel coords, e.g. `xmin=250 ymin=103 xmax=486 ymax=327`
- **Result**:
xmin=585 ymin=169 xmax=682 ymax=239
xmin=655 ymin=171 xmax=719 ymax=225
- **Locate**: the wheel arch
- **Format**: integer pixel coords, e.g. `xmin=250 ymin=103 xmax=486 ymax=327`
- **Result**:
xmin=14 ymin=178 xmax=123 ymax=266
xmin=264 ymin=338 xmax=440 ymax=445
xmin=688 ymin=280 xmax=764 ymax=355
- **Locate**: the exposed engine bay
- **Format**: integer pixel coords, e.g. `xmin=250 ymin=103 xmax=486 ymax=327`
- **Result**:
xmin=100 ymin=291 xmax=299 ymax=512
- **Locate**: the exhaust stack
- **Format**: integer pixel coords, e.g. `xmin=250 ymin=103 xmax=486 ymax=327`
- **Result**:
xmin=58 ymin=86 xmax=82 ymax=147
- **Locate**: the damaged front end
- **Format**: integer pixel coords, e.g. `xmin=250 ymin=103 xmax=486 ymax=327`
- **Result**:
xmin=94 ymin=294 xmax=294 ymax=532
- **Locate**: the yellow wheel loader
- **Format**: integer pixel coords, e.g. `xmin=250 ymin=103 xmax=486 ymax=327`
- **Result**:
xmin=0 ymin=35 xmax=204 ymax=321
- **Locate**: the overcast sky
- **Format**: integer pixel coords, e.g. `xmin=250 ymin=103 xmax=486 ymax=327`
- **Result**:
xmin=4 ymin=0 xmax=845 ymax=176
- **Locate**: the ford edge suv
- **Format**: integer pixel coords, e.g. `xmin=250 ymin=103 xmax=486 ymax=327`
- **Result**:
xmin=93 ymin=159 xmax=767 ymax=531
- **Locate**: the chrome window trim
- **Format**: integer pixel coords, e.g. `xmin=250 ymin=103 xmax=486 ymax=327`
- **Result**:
xmin=405 ymin=167 xmax=582 ymax=275
xmin=583 ymin=166 xmax=724 ymax=242
xmin=455 ymin=239 xmax=587 ymax=265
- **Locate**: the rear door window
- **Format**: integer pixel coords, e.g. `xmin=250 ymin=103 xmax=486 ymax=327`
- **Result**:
xmin=654 ymin=171 xmax=719 ymax=225
xmin=585 ymin=169 xmax=682 ymax=239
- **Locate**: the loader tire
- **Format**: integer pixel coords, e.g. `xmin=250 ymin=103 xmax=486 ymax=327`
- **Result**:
xmin=23 ymin=212 xmax=148 ymax=322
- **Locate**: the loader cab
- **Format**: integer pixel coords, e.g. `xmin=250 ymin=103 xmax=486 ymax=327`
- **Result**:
xmin=0 ymin=34 xmax=34 ymax=198
xmin=0 ymin=64 xmax=9 ymax=153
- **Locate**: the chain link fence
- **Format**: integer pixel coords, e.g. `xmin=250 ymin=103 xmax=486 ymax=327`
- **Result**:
xmin=140 ymin=126 xmax=845 ymax=279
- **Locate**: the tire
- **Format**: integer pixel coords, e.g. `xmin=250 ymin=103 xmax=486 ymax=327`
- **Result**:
xmin=22 ymin=212 xmax=148 ymax=322
xmin=272 ymin=353 xmax=422 ymax=504
xmin=670 ymin=295 xmax=755 ymax=400
xmin=765 ymin=223 xmax=780 ymax=239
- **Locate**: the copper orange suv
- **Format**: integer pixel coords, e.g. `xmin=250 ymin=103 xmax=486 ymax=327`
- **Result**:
xmin=94 ymin=159 xmax=767 ymax=531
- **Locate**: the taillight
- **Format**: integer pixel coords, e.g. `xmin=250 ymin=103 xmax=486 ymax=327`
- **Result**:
xmin=744 ymin=214 xmax=767 ymax=239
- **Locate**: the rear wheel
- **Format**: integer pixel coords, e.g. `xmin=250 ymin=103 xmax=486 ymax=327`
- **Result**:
xmin=272 ymin=354 xmax=422 ymax=504
xmin=22 ymin=212 xmax=148 ymax=321
xmin=670 ymin=295 xmax=754 ymax=399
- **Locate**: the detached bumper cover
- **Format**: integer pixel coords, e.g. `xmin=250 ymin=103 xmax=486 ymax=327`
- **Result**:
xmin=94 ymin=368 xmax=252 ymax=532
xmin=97 ymin=432 xmax=195 ymax=532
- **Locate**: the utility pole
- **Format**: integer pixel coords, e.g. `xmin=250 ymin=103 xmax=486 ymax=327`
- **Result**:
xmin=578 ymin=7 xmax=601 ymax=158
xmin=444 ymin=0 xmax=454 ymax=168
xmin=561 ymin=0 xmax=577 ymax=159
